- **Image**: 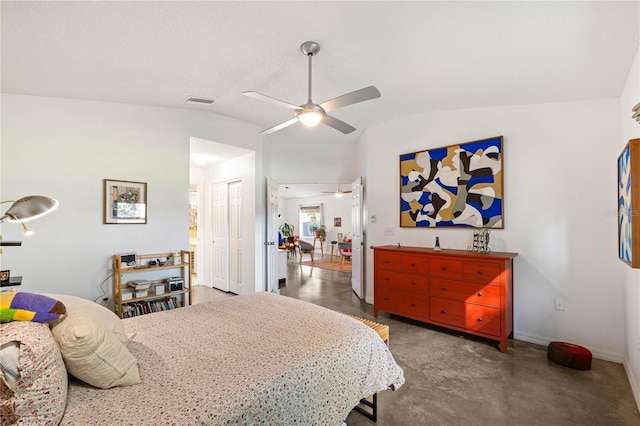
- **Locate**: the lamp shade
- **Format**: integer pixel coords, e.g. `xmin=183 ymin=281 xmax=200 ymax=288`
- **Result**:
xmin=0 ymin=196 xmax=59 ymax=223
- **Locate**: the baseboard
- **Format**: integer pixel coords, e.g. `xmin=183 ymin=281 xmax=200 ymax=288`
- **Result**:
xmin=514 ymin=331 xmax=624 ymax=363
xmin=623 ymin=358 xmax=640 ymax=413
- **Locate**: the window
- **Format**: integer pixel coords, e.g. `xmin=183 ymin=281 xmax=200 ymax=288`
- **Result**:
xmin=299 ymin=204 xmax=323 ymax=239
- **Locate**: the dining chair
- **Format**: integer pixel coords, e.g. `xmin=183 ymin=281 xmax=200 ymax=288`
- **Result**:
xmin=338 ymin=242 xmax=352 ymax=267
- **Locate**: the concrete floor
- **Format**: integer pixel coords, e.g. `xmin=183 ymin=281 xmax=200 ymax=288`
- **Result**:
xmin=193 ymin=259 xmax=640 ymax=426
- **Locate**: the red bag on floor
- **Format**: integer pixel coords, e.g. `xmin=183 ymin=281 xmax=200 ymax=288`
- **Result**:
xmin=547 ymin=341 xmax=592 ymax=370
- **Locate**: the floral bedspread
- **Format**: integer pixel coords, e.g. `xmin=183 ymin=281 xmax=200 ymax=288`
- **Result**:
xmin=61 ymin=292 xmax=404 ymax=425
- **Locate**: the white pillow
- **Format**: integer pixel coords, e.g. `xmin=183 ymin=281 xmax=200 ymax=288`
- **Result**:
xmin=50 ymin=310 xmax=141 ymax=389
xmin=44 ymin=293 xmax=127 ymax=342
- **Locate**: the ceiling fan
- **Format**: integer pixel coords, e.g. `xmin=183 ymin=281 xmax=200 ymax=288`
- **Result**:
xmin=243 ymin=41 xmax=381 ymax=135
xmin=323 ymin=184 xmax=352 ymax=197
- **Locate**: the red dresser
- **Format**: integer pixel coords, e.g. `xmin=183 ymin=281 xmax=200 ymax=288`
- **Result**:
xmin=374 ymin=246 xmax=518 ymax=353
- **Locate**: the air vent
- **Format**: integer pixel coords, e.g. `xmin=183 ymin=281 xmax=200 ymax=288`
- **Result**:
xmin=184 ymin=96 xmax=215 ymax=105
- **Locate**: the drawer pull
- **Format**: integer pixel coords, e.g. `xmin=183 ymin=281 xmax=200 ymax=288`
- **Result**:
xmin=384 ymin=259 xmax=390 ymax=264
xmin=384 ymin=297 xmax=390 ymax=301
xmin=411 ymin=303 xmax=417 ymax=307
xmin=441 ymin=266 xmax=447 ymax=271
xmin=477 ymin=291 xmax=483 ymax=297
xmin=441 ymin=309 xmax=447 ymax=314
xmin=385 ymin=277 xmax=390 ymax=281
xmin=477 ymin=270 xmax=484 ymax=275
xmin=441 ymin=286 xmax=447 ymax=291
xmin=411 ymin=262 xmax=416 ymax=267
xmin=477 ymin=317 xmax=483 ymax=322
xmin=411 ymin=281 xmax=416 ymax=286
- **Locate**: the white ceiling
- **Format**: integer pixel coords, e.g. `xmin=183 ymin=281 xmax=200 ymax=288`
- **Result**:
xmin=2 ymin=1 xmax=638 ymax=151
xmin=5 ymin=1 xmax=637 ymax=200
xmin=278 ymin=183 xmax=353 ymax=199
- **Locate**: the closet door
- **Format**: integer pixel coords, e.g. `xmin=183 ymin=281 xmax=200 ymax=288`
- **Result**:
xmin=228 ymin=181 xmax=243 ymax=295
xmin=211 ymin=183 xmax=228 ymax=292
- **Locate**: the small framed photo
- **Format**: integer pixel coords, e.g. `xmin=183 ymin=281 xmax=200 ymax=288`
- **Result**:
xmin=334 ymin=217 xmax=342 ymax=227
xmin=103 ymin=179 xmax=147 ymax=224
xmin=0 ymin=270 xmax=10 ymax=284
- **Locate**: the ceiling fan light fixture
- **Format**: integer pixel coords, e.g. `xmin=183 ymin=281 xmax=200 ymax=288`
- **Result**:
xmin=297 ymin=109 xmax=324 ymax=127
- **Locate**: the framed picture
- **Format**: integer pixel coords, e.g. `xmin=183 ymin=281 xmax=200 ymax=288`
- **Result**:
xmin=334 ymin=217 xmax=342 ymax=227
xmin=400 ymin=136 xmax=504 ymax=228
xmin=0 ymin=270 xmax=9 ymax=284
xmin=618 ymin=139 xmax=640 ymax=268
xmin=103 ymin=179 xmax=147 ymax=224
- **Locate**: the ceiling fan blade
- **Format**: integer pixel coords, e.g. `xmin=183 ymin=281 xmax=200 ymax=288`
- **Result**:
xmin=320 ymin=86 xmax=381 ymax=113
xmin=243 ymin=91 xmax=301 ymax=111
xmin=260 ymin=117 xmax=299 ymax=134
xmin=322 ymin=115 xmax=356 ymax=134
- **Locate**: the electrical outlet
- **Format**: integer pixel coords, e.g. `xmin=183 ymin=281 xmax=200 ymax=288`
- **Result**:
xmin=384 ymin=227 xmax=395 ymax=236
xmin=554 ymin=298 xmax=565 ymax=311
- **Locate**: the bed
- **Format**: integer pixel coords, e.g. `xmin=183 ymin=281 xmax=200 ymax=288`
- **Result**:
xmin=1 ymin=291 xmax=404 ymax=425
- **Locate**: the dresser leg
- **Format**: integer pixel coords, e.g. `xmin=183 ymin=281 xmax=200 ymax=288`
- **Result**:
xmin=374 ymin=306 xmax=379 ymax=317
xmin=500 ymin=337 xmax=508 ymax=353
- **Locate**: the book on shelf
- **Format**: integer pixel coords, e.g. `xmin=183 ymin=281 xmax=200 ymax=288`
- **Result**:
xmin=121 ymin=296 xmax=182 ymax=318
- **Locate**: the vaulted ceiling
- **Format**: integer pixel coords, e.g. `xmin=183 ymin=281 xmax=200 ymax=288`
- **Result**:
xmin=2 ymin=1 xmax=638 ymax=149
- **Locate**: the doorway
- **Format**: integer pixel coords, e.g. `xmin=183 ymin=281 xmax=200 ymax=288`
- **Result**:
xmin=189 ymin=184 xmax=200 ymax=285
xmin=277 ymin=181 xmax=364 ymax=299
xmin=211 ymin=180 xmax=243 ymax=295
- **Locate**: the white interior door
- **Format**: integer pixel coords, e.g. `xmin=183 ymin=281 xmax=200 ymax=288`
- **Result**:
xmin=266 ymin=178 xmax=279 ymax=293
xmin=212 ymin=183 xmax=228 ymax=292
xmin=351 ymin=176 xmax=364 ymax=298
xmin=228 ymin=181 xmax=243 ymax=295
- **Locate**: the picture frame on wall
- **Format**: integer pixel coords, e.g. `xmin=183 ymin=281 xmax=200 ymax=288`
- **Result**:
xmin=0 ymin=270 xmax=9 ymax=285
xmin=334 ymin=217 xmax=342 ymax=227
xmin=103 ymin=179 xmax=147 ymax=224
xmin=399 ymin=135 xmax=504 ymax=228
xmin=618 ymin=139 xmax=640 ymax=268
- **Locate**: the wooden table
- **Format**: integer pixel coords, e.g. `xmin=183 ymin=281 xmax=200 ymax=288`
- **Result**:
xmin=313 ymin=237 xmax=324 ymax=257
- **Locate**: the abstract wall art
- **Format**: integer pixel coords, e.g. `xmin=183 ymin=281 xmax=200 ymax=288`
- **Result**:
xmin=400 ymin=136 xmax=504 ymax=228
xmin=618 ymin=139 xmax=640 ymax=268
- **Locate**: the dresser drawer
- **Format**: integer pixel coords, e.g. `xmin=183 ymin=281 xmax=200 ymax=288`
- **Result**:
xmin=429 ymin=298 xmax=501 ymax=337
xmin=430 ymin=278 xmax=501 ymax=308
xmin=401 ymin=255 xmax=429 ymax=274
xmin=376 ymin=286 xmax=428 ymax=321
xmin=462 ymin=260 xmax=502 ymax=284
xmin=375 ymin=252 xmax=401 ymax=271
xmin=375 ymin=269 xmax=428 ymax=293
xmin=429 ymin=257 xmax=462 ymax=278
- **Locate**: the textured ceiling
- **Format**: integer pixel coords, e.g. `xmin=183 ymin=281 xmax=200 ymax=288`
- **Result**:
xmin=2 ymin=1 xmax=639 ymax=152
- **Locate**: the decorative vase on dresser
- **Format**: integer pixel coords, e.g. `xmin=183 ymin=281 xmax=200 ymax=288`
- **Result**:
xmin=373 ymin=245 xmax=518 ymax=353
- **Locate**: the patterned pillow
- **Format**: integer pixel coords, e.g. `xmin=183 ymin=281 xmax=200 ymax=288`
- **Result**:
xmin=0 ymin=321 xmax=68 ymax=425
xmin=0 ymin=291 xmax=66 ymax=323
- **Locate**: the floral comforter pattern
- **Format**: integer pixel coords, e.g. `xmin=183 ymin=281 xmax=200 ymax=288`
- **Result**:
xmin=61 ymin=292 xmax=404 ymax=425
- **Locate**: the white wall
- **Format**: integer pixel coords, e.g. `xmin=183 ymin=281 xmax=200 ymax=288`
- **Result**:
xmin=620 ymin=47 xmax=640 ymax=410
xmin=0 ymin=94 xmax=261 ymax=302
xmin=360 ymin=98 xmax=624 ymax=362
xmin=202 ymin=151 xmax=259 ymax=294
xmin=269 ymin=142 xmax=359 ymax=184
